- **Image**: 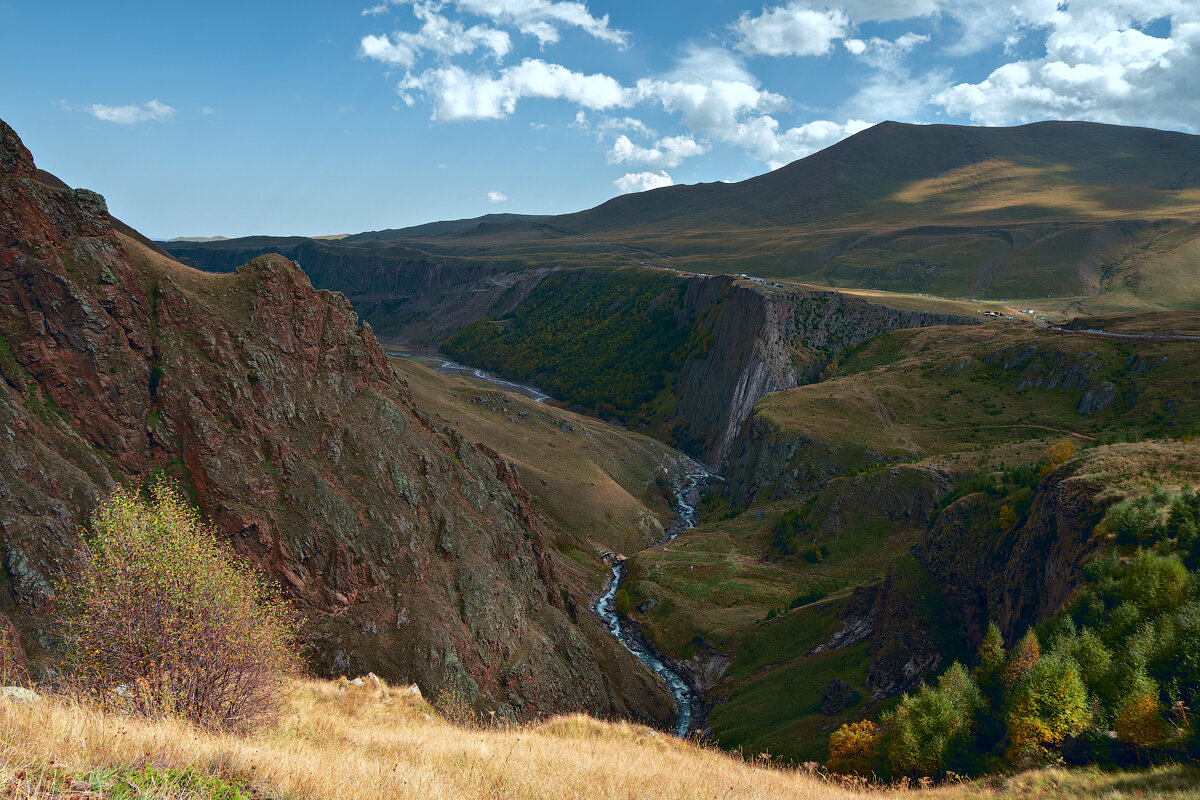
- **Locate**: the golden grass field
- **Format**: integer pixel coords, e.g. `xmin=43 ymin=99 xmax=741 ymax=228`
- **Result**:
xmin=4 ymin=680 xmax=1200 ymax=800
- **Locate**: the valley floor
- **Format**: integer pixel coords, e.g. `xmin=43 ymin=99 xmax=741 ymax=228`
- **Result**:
xmin=3 ymin=681 xmax=1199 ymax=800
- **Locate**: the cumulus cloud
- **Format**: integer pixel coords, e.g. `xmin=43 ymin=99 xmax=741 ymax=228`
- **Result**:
xmin=607 ymin=134 xmax=707 ymax=168
xmin=367 ymin=0 xmax=627 ymax=46
xmin=86 ymin=100 xmax=176 ymax=124
xmin=401 ymin=58 xmax=631 ymax=120
xmin=726 ymin=117 xmax=874 ymax=168
xmin=732 ymin=3 xmax=851 ymax=57
xmin=614 ymin=170 xmax=674 ymax=193
xmin=486 ymin=190 xmax=509 ymax=202
xmin=635 ymin=78 xmax=785 ymax=133
xmin=453 ymin=0 xmax=629 ymax=46
xmin=360 ymin=3 xmax=510 ymax=68
xmin=934 ymin=4 xmax=1200 ymax=129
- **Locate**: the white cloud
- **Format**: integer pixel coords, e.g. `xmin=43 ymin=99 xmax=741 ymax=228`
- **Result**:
xmin=838 ymin=32 xmax=943 ymax=120
xmin=401 ymin=58 xmax=631 ymax=120
xmin=597 ymin=116 xmax=656 ymax=137
xmin=843 ymin=38 xmax=868 ymax=55
xmin=732 ymin=3 xmax=850 ymax=57
xmin=838 ymin=0 xmax=943 ymax=22
xmin=614 ymin=170 xmax=674 ymax=193
xmin=666 ymin=45 xmax=758 ymax=85
xmin=635 ymin=78 xmax=785 ymax=133
xmin=486 ymin=190 xmax=509 ymax=202
xmin=607 ymin=134 xmax=707 ymax=168
xmin=452 ymin=0 xmax=628 ymax=46
xmin=360 ymin=4 xmax=511 ymax=68
xmin=201 ymin=106 xmax=216 ymax=115
xmin=934 ymin=4 xmax=1200 ymax=129
xmin=727 ymin=117 xmax=874 ymax=168
xmin=86 ymin=100 xmax=175 ymax=124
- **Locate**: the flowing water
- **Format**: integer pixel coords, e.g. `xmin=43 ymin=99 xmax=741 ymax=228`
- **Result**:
xmin=386 ymin=350 xmax=552 ymax=403
xmin=593 ymin=461 xmax=712 ymax=737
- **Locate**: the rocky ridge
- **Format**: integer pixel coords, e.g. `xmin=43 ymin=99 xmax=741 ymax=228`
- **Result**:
xmin=0 ymin=119 xmax=671 ymax=725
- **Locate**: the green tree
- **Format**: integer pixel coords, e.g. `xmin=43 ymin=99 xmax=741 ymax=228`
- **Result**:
xmin=1121 ymin=549 xmax=1191 ymax=616
xmin=828 ymin=719 xmax=881 ymax=775
xmin=1006 ymin=653 xmax=1091 ymax=762
xmin=881 ymin=662 xmax=985 ymax=777
xmin=975 ymin=622 xmax=1006 ymax=702
xmin=1004 ymin=630 xmax=1041 ymax=687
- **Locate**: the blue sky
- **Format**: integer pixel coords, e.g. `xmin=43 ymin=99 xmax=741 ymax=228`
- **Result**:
xmin=2 ymin=0 xmax=1197 ymax=238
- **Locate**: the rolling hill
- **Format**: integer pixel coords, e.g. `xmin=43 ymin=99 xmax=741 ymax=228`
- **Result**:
xmin=167 ymin=120 xmax=1200 ymax=311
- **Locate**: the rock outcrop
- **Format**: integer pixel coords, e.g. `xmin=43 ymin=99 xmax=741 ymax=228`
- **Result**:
xmin=916 ymin=460 xmax=1110 ymax=646
xmin=0 ymin=119 xmax=672 ymax=725
xmin=166 ymin=238 xmax=556 ymax=347
xmin=672 ymin=282 xmax=978 ymax=469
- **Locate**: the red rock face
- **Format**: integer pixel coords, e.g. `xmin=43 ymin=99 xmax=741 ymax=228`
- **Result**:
xmin=0 ymin=119 xmax=672 ymax=725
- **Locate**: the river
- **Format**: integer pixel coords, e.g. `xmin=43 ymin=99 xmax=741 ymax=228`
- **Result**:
xmin=593 ymin=463 xmax=712 ymax=737
xmin=390 ymin=344 xmax=711 ymax=736
xmin=385 ymin=350 xmax=552 ymax=403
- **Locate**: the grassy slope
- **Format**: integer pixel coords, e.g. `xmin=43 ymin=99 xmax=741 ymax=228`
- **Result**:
xmin=389 ymin=355 xmax=688 ymax=566
xmin=626 ymin=317 xmax=1200 ymax=762
xmin=4 ymin=680 xmax=1200 ymax=800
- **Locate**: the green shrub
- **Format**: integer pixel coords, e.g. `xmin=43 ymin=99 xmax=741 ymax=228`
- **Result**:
xmin=828 ymin=719 xmax=881 ymax=775
xmin=1121 ymin=549 xmax=1191 ymax=616
xmin=789 ymin=589 xmax=826 ymax=609
xmin=881 ymin=662 xmax=985 ymax=777
xmin=55 ymin=482 xmax=300 ymax=730
xmin=802 ymin=544 xmax=829 ymax=564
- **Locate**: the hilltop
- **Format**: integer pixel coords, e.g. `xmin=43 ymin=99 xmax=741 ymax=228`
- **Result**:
xmin=167 ymin=120 xmax=1200 ymax=312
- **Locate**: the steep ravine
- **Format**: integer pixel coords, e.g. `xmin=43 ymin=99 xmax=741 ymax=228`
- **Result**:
xmin=0 ymin=118 xmax=674 ymax=727
xmin=593 ymin=464 xmax=712 ymax=736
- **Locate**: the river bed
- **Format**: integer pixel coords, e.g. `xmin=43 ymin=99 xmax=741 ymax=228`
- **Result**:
xmin=385 ymin=350 xmax=552 ymax=403
xmin=593 ymin=461 xmax=712 ymax=737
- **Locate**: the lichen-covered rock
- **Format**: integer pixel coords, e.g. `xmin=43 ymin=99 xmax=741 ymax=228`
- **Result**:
xmin=0 ymin=118 xmax=671 ymax=726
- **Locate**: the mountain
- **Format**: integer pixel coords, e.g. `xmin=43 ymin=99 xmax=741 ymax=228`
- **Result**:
xmin=0 ymin=118 xmax=672 ymax=725
xmin=167 ymin=120 xmax=1200 ymax=310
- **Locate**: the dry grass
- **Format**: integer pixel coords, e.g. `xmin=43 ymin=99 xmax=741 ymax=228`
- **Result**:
xmin=5 ymin=680 xmax=1199 ymax=799
xmin=0 ymin=680 xmax=880 ymax=800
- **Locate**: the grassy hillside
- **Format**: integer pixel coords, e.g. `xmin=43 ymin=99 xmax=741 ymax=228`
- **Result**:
xmin=167 ymin=121 xmax=1200 ymax=315
xmin=441 ymin=269 xmax=693 ymax=418
xmin=5 ymin=680 xmax=1200 ymax=800
xmin=621 ymin=316 xmax=1200 ymax=763
xmin=388 ymin=354 xmax=689 ymax=561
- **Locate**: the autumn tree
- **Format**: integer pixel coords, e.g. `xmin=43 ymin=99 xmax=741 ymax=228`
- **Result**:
xmin=55 ymin=482 xmax=300 ymax=729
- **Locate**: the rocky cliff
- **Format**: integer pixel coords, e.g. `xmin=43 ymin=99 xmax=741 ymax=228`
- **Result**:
xmin=672 ymin=282 xmax=978 ymax=469
xmin=915 ymin=460 xmax=1110 ymax=647
xmin=166 ymin=239 xmax=555 ymax=347
xmin=0 ymin=119 xmax=672 ymax=725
